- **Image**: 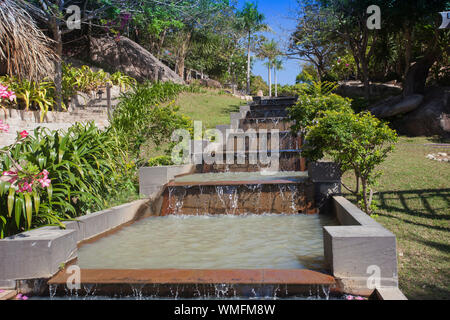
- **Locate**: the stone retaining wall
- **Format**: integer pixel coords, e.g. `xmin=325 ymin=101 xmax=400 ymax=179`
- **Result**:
xmin=0 ymin=108 xmax=109 ymax=148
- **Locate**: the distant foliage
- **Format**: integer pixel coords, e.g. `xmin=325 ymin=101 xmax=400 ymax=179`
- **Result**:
xmin=273 ymin=83 xmax=307 ymax=97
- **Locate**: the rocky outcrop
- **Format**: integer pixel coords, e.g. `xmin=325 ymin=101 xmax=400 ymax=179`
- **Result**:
xmin=199 ymin=78 xmax=222 ymax=89
xmin=89 ymin=36 xmax=184 ymax=84
xmin=391 ymin=87 xmax=450 ymax=137
xmin=370 ymin=94 xmax=424 ymax=118
xmin=336 ymin=81 xmax=402 ymax=98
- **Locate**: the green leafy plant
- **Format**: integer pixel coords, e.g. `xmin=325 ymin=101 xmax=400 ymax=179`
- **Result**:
xmin=0 ymin=123 xmax=134 ymax=238
xmin=0 ymin=76 xmax=56 ymax=120
xmin=302 ymin=81 xmax=339 ymax=96
xmin=62 ymin=64 xmax=110 ymax=97
xmin=147 ymin=155 xmax=174 ymax=167
xmin=288 ymin=93 xmax=353 ymax=134
xmin=302 ymin=110 xmax=398 ymax=215
xmin=111 ymin=82 xmax=195 ymax=161
xmin=109 ymin=72 xmax=137 ymax=91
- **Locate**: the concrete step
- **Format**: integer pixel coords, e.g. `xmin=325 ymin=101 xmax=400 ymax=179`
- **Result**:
xmin=197 ymin=150 xmax=305 ymax=173
xmin=246 ymin=109 xmax=289 ymax=118
xmin=239 ymin=118 xmax=293 ymax=131
xmin=162 ymin=178 xmax=315 ymax=215
xmin=222 ymin=131 xmax=301 ymax=152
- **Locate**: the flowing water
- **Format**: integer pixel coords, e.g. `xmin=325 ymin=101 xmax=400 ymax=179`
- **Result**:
xmin=173 ymin=171 xmax=308 ymax=183
xmin=77 ymin=214 xmax=337 ymax=270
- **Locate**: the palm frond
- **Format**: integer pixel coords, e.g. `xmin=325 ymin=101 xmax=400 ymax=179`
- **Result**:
xmin=0 ymin=0 xmax=57 ymax=81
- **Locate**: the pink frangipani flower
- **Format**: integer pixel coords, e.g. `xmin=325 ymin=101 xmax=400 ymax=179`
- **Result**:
xmin=0 ymin=120 xmax=9 ymax=133
xmin=19 ymin=130 xmax=29 ymax=139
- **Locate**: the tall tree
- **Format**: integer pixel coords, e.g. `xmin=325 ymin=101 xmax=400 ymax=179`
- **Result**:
xmin=162 ymin=0 xmax=232 ymax=78
xmin=273 ymin=58 xmax=283 ymax=97
xmin=237 ymin=1 xmax=267 ymax=94
xmin=288 ymin=0 xmax=340 ymax=81
xmin=381 ymin=0 xmax=449 ymax=95
xmin=258 ymin=39 xmax=280 ymax=97
xmin=321 ymin=0 xmax=384 ymax=99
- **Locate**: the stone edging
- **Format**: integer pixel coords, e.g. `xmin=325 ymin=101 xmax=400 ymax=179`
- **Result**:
xmin=0 ymin=198 xmax=157 ymax=289
xmin=324 ymin=196 xmax=400 ymax=296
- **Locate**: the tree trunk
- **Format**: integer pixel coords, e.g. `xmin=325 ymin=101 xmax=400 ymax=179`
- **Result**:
xmin=361 ymin=57 xmax=370 ymax=100
xmin=157 ymin=29 xmax=167 ymax=59
xmin=403 ymin=25 xmax=413 ymax=81
xmin=268 ymin=63 xmax=272 ymax=97
xmin=175 ymin=31 xmax=191 ymax=78
xmin=246 ymin=32 xmax=251 ymax=95
xmin=50 ymin=19 xmax=63 ymax=111
xmin=403 ymin=49 xmax=439 ymax=96
xmin=274 ymin=67 xmax=278 ymax=97
xmin=361 ymin=178 xmax=370 ymax=215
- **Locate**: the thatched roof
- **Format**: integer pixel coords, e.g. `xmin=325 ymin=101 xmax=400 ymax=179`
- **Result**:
xmin=0 ymin=0 xmax=57 ymax=80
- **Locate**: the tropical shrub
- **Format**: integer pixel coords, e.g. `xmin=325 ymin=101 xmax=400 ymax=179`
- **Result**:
xmin=274 ymin=83 xmax=308 ymax=97
xmin=0 ymin=76 xmax=55 ymax=120
xmin=147 ymin=155 xmax=174 ymax=167
xmin=110 ymin=82 xmax=195 ymax=161
xmin=109 ymin=71 xmax=137 ymax=91
xmin=302 ymin=111 xmax=398 ymax=215
xmin=0 ymin=122 xmax=134 ymax=238
xmin=288 ymin=92 xmax=353 ymax=133
xmin=328 ymin=54 xmax=357 ymax=81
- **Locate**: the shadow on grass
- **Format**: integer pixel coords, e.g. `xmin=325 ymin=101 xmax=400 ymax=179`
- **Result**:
xmin=377 ymin=188 xmax=450 ymax=218
xmin=374 ymin=188 xmax=450 ymax=232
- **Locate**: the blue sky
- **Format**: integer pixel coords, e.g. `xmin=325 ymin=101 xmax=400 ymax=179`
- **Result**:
xmin=237 ymin=0 xmax=302 ymax=85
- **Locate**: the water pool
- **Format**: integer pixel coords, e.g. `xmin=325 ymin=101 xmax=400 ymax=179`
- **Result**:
xmin=77 ymin=213 xmax=337 ymax=270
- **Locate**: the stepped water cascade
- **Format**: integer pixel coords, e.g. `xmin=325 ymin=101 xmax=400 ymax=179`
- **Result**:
xmin=40 ymin=96 xmax=345 ymax=300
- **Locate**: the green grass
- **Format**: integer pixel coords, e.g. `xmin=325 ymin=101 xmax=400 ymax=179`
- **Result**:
xmin=143 ymin=89 xmax=243 ymax=160
xmin=175 ymin=89 xmax=243 ymax=129
xmin=342 ymin=136 xmax=449 ymax=300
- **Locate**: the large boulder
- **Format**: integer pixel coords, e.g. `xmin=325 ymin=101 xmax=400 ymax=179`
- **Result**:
xmin=89 ymin=36 xmax=184 ymax=84
xmin=370 ymin=94 xmax=424 ymax=118
xmin=392 ymin=87 xmax=450 ymax=137
xmin=336 ymin=81 xmax=402 ymax=98
xmin=199 ymin=78 xmax=222 ymax=88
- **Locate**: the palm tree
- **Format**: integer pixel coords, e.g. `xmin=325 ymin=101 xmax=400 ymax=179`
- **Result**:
xmin=237 ymin=2 xmax=267 ymax=95
xmin=273 ymin=58 xmax=284 ymax=97
xmin=257 ymin=40 xmax=279 ymax=97
xmin=0 ymin=0 xmax=56 ymax=80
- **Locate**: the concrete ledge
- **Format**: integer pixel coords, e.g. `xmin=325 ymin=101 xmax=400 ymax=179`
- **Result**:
xmin=0 ymin=227 xmax=78 ymax=281
xmin=0 ymin=199 xmax=154 ymax=287
xmin=324 ymin=196 xmax=399 ymax=296
xmin=333 ymin=195 xmax=382 ymax=227
xmin=369 ymin=287 xmax=408 ymax=300
xmin=139 ymin=164 xmax=195 ymax=196
xmin=64 ymin=199 xmax=151 ymax=243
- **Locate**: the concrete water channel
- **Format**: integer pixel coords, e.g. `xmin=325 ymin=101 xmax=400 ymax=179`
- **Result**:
xmin=0 ymin=97 xmax=406 ymax=300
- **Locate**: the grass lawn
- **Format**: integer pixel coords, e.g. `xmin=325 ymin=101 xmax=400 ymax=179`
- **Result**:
xmin=341 ymin=136 xmax=449 ymax=300
xmin=144 ymin=90 xmax=243 ymax=160
xmin=175 ymin=89 xmax=243 ymax=129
